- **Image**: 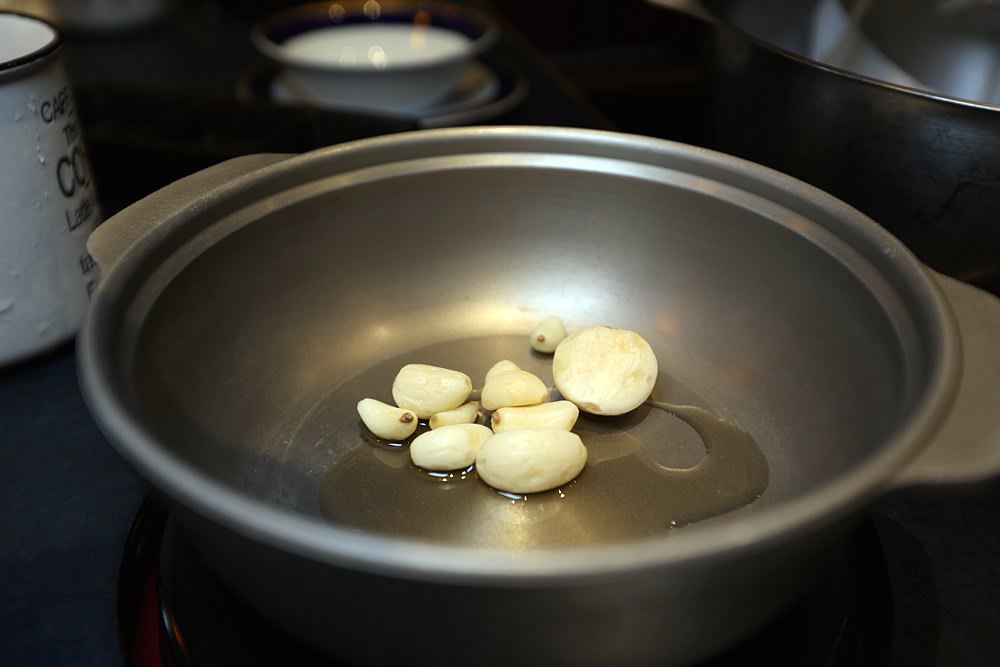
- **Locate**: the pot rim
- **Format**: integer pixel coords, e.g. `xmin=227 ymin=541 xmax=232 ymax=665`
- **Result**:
xmin=78 ymin=126 xmax=962 ymax=583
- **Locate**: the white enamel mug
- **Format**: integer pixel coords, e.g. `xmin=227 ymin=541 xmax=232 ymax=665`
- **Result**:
xmin=0 ymin=12 xmax=101 ymax=366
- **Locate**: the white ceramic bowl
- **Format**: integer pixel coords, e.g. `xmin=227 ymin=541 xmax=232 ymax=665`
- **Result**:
xmin=251 ymin=1 xmax=498 ymax=112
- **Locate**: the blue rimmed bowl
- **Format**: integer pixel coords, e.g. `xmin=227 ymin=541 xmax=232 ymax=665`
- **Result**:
xmin=251 ymin=1 xmax=499 ymax=112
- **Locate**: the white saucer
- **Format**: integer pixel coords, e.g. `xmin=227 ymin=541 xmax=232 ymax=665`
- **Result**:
xmin=269 ymin=61 xmax=502 ymax=120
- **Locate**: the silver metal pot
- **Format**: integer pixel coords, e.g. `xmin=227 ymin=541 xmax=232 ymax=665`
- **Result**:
xmin=78 ymin=127 xmax=1000 ymax=666
xmin=653 ymin=0 xmax=1000 ymax=295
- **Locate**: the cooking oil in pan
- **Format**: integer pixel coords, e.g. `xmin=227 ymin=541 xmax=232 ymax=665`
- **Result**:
xmin=318 ymin=339 xmax=768 ymax=549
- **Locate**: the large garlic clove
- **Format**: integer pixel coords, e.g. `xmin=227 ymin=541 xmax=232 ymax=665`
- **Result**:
xmin=409 ymin=423 xmax=493 ymax=471
xmin=429 ymin=401 xmax=480 ymax=429
xmin=530 ymin=316 xmax=567 ymax=353
xmin=475 ymin=429 xmax=588 ymax=494
xmin=552 ymin=325 xmax=658 ymax=416
xmin=391 ymin=363 xmax=473 ymax=419
xmin=491 ymin=400 xmax=579 ymax=433
xmin=484 ymin=359 xmax=520 ymax=384
xmin=356 ymin=398 xmax=418 ymax=441
xmin=480 ymin=369 xmax=549 ymax=411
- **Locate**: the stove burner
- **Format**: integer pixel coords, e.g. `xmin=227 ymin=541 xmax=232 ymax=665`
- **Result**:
xmin=118 ymin=498 xmax=893 ymax=666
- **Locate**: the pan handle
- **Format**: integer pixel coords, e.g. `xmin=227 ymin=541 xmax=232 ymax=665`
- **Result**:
xmin=645 ymin=0 xmax=716 ymax=23
xmin=892 ymin=272 xmax=1000 ymax=488
xmin=87 ymin=153 xmax=293 ymax=275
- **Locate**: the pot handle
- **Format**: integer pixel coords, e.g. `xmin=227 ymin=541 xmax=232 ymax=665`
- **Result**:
xmin=87 ymin=153 xmax=293 ymax=275
xmin=645 ymin=0 xmax=716 ymax=23
xmin=892 ymin=272 xmax=1000 ymax=488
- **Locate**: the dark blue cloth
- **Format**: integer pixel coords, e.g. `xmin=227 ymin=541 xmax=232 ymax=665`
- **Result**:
xmin=0 ymin=344 xmax=146 ymax=667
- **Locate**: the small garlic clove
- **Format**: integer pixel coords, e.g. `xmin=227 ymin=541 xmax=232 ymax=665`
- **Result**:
xmin=484 ymin=359 xmax=520 ymax=384
xmin=491 ymin=400 xmax=579 ymax=433
xmin=409 ymin=423 xmax=493 ymax=471
xmin=391 ymin=363 xmax=473 ymax=419
xmin=356 ymin=398 xmax=418 ymax=441
xmin=530 ymin=316 xmax=567 ymax=353
xmin=480 ymin=369 xmax=549 ymax=411
xmin=429 ymin=401 xmax=481 ymax=429
xmin=475 ymin=429 xmax=588 ymax=494
xmin=552 ymin=325 xmax=658 ymax=416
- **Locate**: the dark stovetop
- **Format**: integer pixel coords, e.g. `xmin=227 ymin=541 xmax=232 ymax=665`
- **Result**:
xmin=2 ymin=2 xmax=999 ymax=666
xmin=55 ymin=0 xmax=617 ymax=217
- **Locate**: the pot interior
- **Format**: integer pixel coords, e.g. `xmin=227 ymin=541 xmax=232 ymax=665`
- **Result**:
xmin=119 ymin=134 xmax=940 ymax=552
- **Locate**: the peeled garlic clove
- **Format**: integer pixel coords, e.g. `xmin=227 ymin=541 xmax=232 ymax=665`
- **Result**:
xmin=392 ymin=364 xmax=473 ymax=419
xmin=410 ymin=423 xmax=493 ymax=471
xmin=480 ymin=369 xmax=549 ymax=411
xmin=491 ymin=400 xmax=579 ymax=433
xmin=552 ymin=325 xmax=658 ymax=416
xmin=357 ymin=398 xmax=418 ymax=441
xmin=530 ymin=316 xmax=567 ymax=353
xmin=475 ymin=429 xmax=587 ymax=494
xmin=429 ymin=401 xmax=480 ymax=429
xmin=484 ymin=359 xmax=520 ymax=384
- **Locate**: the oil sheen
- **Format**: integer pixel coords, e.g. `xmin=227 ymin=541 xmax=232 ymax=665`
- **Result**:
xmin=317 ymin=336 xmax=769 ymax=550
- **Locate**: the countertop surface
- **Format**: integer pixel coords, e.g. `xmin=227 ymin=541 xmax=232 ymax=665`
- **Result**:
xmin=2 ymin=2 xmax=1000 ymax=665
